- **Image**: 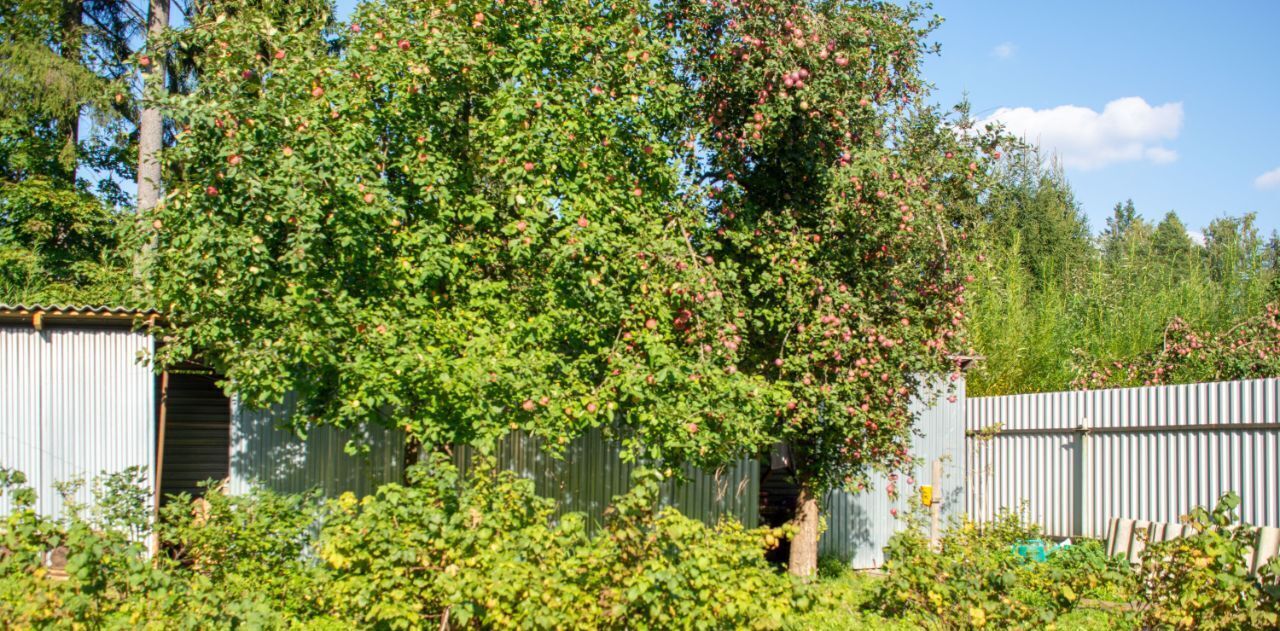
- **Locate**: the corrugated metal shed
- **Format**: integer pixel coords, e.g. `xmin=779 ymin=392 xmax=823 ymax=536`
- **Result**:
xmin=967 ymin=378 xmax=1280 ymax=538
xmin=0 ymin=323 xmax=155 ymax=515
xmin=158 ymin=367 xmax=232 ymax=500
xmin=1 ymin=305 xmax=403 ymax=512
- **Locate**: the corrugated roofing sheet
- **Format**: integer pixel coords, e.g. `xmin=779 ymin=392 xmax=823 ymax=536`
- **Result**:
xmin=0 ymin=304 xmax=159 ymax=328
xmin=0 ymin=304 xmax=155 ymax=315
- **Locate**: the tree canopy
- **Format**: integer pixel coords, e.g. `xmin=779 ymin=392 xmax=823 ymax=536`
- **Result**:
xmin=146 ymin=0 xmax=994 ymax=575
xmin=0 ymin=0 xmax=144 ymax=304
xmin=9 ymin=0 xmax=1280 ymax=580
xmin=148 ymin=0 xmax=774 ymax=464
xmin=673 ymin=0 xmax=991 ymax=491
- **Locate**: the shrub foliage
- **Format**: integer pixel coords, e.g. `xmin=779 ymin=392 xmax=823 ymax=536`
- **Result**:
xmin=1135 ymin=493 xmax=1280 ymax=630
xmin=0 ymin=462 xmax=807 ymax=629
xmin=874 ymin=498 xmax=1280 ymax=630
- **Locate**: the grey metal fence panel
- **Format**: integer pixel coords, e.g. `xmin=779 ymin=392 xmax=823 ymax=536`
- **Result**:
xmin=453 ymin=429 xmax=760 ymax=529
xmin=966 ymin=378 xmax=1280 ymax=538
xmin=1 ymin=320 xmax=967 ymax=561
xmin=0 ymin=326 xmax=154 ymax=516
xmin=822 ymin=376 xmax=967 ymax=568
xmin=228 ymin=395 xmax=405 ymax=498
xmin=451 ymin=378 xmax=962 ymax=568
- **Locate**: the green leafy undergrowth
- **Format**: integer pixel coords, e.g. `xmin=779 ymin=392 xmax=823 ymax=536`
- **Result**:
xmin=316 ymin=455 xmax=808 ymax=629
xmin=1135 ymin=493 xmax=1280 ymax=630
xmin=873 ymin=509 xmax=1133 ymax=629
xmin=795 ymin=563 xmax=1133 ymax=631
xmin=787 ymin=560 xmax=917 ymax=631
xmin=1 ymin=456 xmax=808 ymax=630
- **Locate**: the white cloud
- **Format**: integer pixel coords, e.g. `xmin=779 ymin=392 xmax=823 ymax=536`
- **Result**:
xmin=1188 ymin=230 xmax=1206 ymax=246
xmin=1255 ymin=167 xmax=1280 ymax=190
xmin=1145 ymin=147 xmax=1178 ymax=164
xmin=981 ymin=97 xmax=1184 ymax=170
xmin=992 ymin=42 xmax=1016 ymax=60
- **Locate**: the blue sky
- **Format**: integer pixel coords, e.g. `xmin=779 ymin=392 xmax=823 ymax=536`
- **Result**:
xmin=330 ymin=0 xmax=1279 ymax=235
xmin=920 ymin=1 xmax=1280 ymax=235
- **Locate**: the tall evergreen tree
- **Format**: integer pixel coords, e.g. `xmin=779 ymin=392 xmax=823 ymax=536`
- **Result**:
xmin=1101 ymin=198 xmax=1152 ymax=263
xmin=1151 ymin=211 xmax=1195 ymax=269
xmin=1104 ymin=199 xmax=1138 ymax=240
xmin=981 ymin=148 xmax=1091 ymax=288
xmin=0 ymin=0 xmax=142 ymax=303
xmin=1203 ymin=214 xmax=1264 ymax=285
xmin=0 ymin=1 xmax=141 ymax=188
xmin=135 ymin=0 xmax=168 ymax=213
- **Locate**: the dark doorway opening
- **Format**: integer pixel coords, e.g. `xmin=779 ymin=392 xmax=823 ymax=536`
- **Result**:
xmin=156 ymin=364 xmax=231 ymax=504
xmin=759 ymin=456 xmax=801 ymax=566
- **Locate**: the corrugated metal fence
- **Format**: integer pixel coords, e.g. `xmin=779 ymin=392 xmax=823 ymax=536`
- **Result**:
xmin=1 ymin=320 xmax=968 ymax=571
xmin=454 ymin=429 xmax=760 ymax=529
xmin=229 ymin=395 xmax=405 ymax=498
xmin=0 ymin=326 xmax=154 ymax=516
xmin=451 ymin=376 xmax=964 ymax=569
xmin=967 ymin=378 xmax=1280 ymax=538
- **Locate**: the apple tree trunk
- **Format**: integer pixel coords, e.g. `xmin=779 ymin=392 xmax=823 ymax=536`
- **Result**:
xmin=787 ymin=481 xmax=821 ymax=578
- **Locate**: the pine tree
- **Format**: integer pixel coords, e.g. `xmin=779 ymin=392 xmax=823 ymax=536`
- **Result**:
xmin=1101 ymin=199 xmax=1152 ymax=263
xmin=0 ymin=0 xmax=140 ymax=186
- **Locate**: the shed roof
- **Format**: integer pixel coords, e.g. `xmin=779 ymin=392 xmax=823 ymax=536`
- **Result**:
xmin=950 ymin=354 xmax=984 ymax=372
xmin=0 ymin=304 xmax=158 ymax=329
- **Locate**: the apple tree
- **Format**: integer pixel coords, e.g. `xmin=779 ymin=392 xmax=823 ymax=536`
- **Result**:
xmin=672 ymin=0 xmax=996 ymax=575
xmin=146 ymin=0 xmax=996 ymax=580
xmin=146 ymin=0 xmax=775 ymax=464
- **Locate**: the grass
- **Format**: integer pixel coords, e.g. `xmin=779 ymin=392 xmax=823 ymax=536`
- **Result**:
xmin=794 ymin=565 xmax=1136 ymax=630
xmin=789 ymin=570 xmax=917 ymax=630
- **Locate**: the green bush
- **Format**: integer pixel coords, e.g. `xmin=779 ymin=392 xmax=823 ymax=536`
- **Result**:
xmin=9 ymin=463 xmax=1280 ymax=629
xmin=873 ymin=493 xmax=1280 ymax=630
xmin=1029 ymin=539 xmax=1132 ymax=604
xmin=790 ymin=565 xmax=917 ymax=631
xmin=0 ymin=458 xmax=808 ymax=629
xmin=316 ymin=455 xmax=806 ymax=629
xmin=156 ymin=485 xmax=327 ymax=624
xmin=873 ymin=509 xmax=1125 ymax=629
xmin=1135 ymin=493 xmax=1280 ymax=630
xmin=1 ymin=467 xmax=294 ymax=629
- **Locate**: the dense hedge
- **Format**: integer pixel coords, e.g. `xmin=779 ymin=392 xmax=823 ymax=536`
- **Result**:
xmin=0 ymin=459 xmax=806 ymax=629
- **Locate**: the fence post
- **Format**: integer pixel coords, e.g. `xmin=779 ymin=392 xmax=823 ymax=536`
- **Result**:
xmin=1078 ymin=418 xmax=1092 ymax=538
xmin=930 ymin=459 xmax=942 ymax=551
